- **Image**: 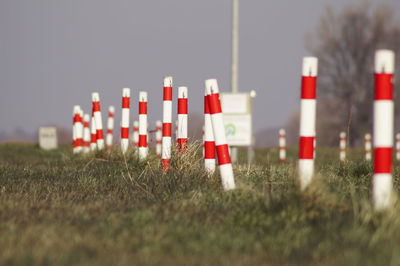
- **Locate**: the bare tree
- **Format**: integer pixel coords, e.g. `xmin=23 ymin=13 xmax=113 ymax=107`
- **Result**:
xmin=306 ymin=3 xmax=400 ymax=146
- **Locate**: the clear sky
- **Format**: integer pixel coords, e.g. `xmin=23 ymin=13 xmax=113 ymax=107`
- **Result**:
xmin=0 ymin=0 xmax=398 ymax=133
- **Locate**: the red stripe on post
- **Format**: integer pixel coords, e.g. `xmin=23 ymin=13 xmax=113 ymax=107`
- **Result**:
xmin=139 ymin=135 xmax=147 ymax=147
xmin=107 ymin=129 xmax=112 ymax=134
xmin=93 ymin=102 xmax=100 ymax=112
xmin=122 ymin=97 xmax=130 ymax=108
xmin=162 ymin=159 xmax=170 ymax=171
xmin=375 ymin=74 xmax=393 ymax=100
xmin=96 ymin=130 xmax=104 ymax=140
xmin=207 ymin=94 xmax=222 ymax=114
xmin=121 ymin=127 xmax=129 ymax=138
xmin=204 ymin=141 xmax=215 ymax=159
xmin=91 ymin=134 xmax=97 ymax=143
xmin=299 ymin=136 xmax=314 ymax=159
xmin=163 ymin=87 xmax=173 ymax=101
xmin=204 ymin=95 xmax=210 ymax=114
xmin=301 ymin=76 xmax=316 ymax=99
xmin=84 ymin=122 xmax=89 ymax=127
xmin=75 ymin=138 xmax=83 ymax=146
xmin=177 ymin=138 xmax=187 ymax=152
xmin=73 ymin=115 xmax=83 ymax=123
xmin=216 ymin=144 xmax=231 ymax=165
xmin=178 ymin=99 xmax=188 ymax=114
xmin=84 ymin=141 xmax=90 ymax=147
xmin=109 ymin=113 xmax=114 ymax=118
xmin=374 ymin=147 xmax=392 ymax=173
xmin=163 ymin=123 xmax=172 ymax=137
xmin=139 ymin=102 xmax=147 ymax=114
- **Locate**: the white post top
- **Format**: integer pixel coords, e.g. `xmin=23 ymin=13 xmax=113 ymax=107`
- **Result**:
xmin=205 ymin=79 xmax=219 ymax=95
xmin=178 ymin=86 xmax=188 ymax=98
xmin=73 ymin=105 xmax=81 ymax=115
xmin=375 ymin=50 xmax=395 ymax=74
xmin=122 ymin=88 xmax=131 ymax=97
xmin=139 ymin=91 xmax=148 ymax=102
xmin=365 ymin=133 xmax=371 ymax=139
xmin=156 ymin=120 xmax=162 ymax=127
xmin=302 ymin=57 xmax=318 ymax=77
xmin=78 ymin=109 xmax=83 ymax=117
xmin=396 ymin=133 xmax=400 ymax=139
xmin=279 ymin=129 xmax=286 ymax=135
xmin=133 ymin=120 xmax=139 ymax=127
xmin=84 ymin=114 xmax=90 ymax=122
xmin=92 ymin=92 xmax=100 ymax=102
xmin=109 ymin=106 xmax=115 ymax=113
xmin=164 ymin=76 xmax=173 ymax=87
xmin=340 ymin=131 xmax=346 ymax=138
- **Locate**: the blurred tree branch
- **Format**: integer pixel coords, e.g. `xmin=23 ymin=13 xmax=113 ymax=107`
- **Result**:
xmin=305 ymin=2 xmax=400 ymax=146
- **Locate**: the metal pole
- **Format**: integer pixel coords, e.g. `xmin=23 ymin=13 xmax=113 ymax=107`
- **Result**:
xmin=231 ymin=0 xmax=239 ymax=93
xmin=231 ymin=0 xmax=239 ymax=163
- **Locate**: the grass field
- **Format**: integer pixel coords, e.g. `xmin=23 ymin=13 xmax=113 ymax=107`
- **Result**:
xmin=1 ymin=143 xmax=400 ymax=265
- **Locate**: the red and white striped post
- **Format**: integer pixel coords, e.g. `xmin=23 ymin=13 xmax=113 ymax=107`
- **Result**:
xmin=204 ymin=88 xmax=216 ymax=175
xmin=83 ymin=114 xmax=91 ymax=153
xmin=298 ymin=57 xmax=318 ymax=191
xmin=156 ymin=120 xmax=162 ymax=157
xmin=279 ymin=129 xmax=286 ymax=162
xmin=106 ymin=106 xmax=115 ymax=151
xmin=92 ymin=92 xmax=104 ymax=150
xmin=177 ymin=86 xmax=188 ymax=152
xmin=138 ymin=91 xmax=148 ymax=160
xmin=90 ymin=112 xmax=97 ymax=151
xmin=373 ymin=49 xmax=395 ymax=211
xmin=162 ymin=76 xmax=173 ymax=171
xmin=340 ymin=131 xmax=346 ymax=161
xmin=205 ymin=79 xmax=235 ymax=190
xmin=396 ymin=133 xmax=400 ymax=161
xmin=73 ymin=105 xmax=83 ymax=154
xmin=121 ymin=88 xmax=131 ymax=154
xmin=365 ymin=133 xmax=372 ymax=161
xmin=132 ymin=121 xmax=139 ymax=149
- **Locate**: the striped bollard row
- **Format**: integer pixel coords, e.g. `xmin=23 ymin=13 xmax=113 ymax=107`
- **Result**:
xmin=396 ymin=133 xmax=400 ymax=161
xmin=204 ymin=88 xmax=216 ymax=176
xmin=121 ymin=88 xmax=131 ymax=154
xmin=83 ymin=114 xmax=91 ymax=153
xmin=177 ymin=86 xmax=188 ymax=152
xmin=279 ymin=129 xmax=286 ymax=163
xmin=205 ymin=79 xmax=235 ymax=190
xmin=298 ymin=57 xmax=318 ymax=191
xmin=92 ymin=92 xmax=104 ymax=150
xmin=139 ymin=91 xmax=148 ymax=160
xmin=106 ymin=106 xmax=115 ymax=151
xmin=340 ymin=131 xmax=346 ymax=161
xmin=162 ymin=76 xmax=173 ymax=171
xmin=73 ymin=105 xmax=83 ymax=154
xmin=372 ymin=49 xmax=394 ymax=212
xmin=365 ymin=133 xmax=372 ymax=161
xmin=133 ymin=121 xmax=139 ymax=149
xmin=156 ymin=121 xmax=162 ymax=157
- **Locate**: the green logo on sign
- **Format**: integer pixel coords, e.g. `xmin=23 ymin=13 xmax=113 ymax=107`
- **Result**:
xmin=225 ymin=124 xmax=236 ymax=136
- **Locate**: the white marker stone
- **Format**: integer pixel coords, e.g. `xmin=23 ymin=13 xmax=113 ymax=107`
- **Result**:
xmin=38 ymin=127 xmax=58 ymax=150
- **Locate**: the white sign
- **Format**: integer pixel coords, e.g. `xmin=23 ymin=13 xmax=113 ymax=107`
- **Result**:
xmin=220 ymin=93 xmax=249 ymax=114
xmin=220 ymin=93 xmax=252 ymax=146
xmin=223 ymin=114 xmax=252 ymax=146
xmin=38 ymin=127 xmax=58 ymax=150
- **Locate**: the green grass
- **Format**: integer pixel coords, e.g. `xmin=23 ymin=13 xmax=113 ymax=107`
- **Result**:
xmin=1 ymin=143 xmax=400 ymax=265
